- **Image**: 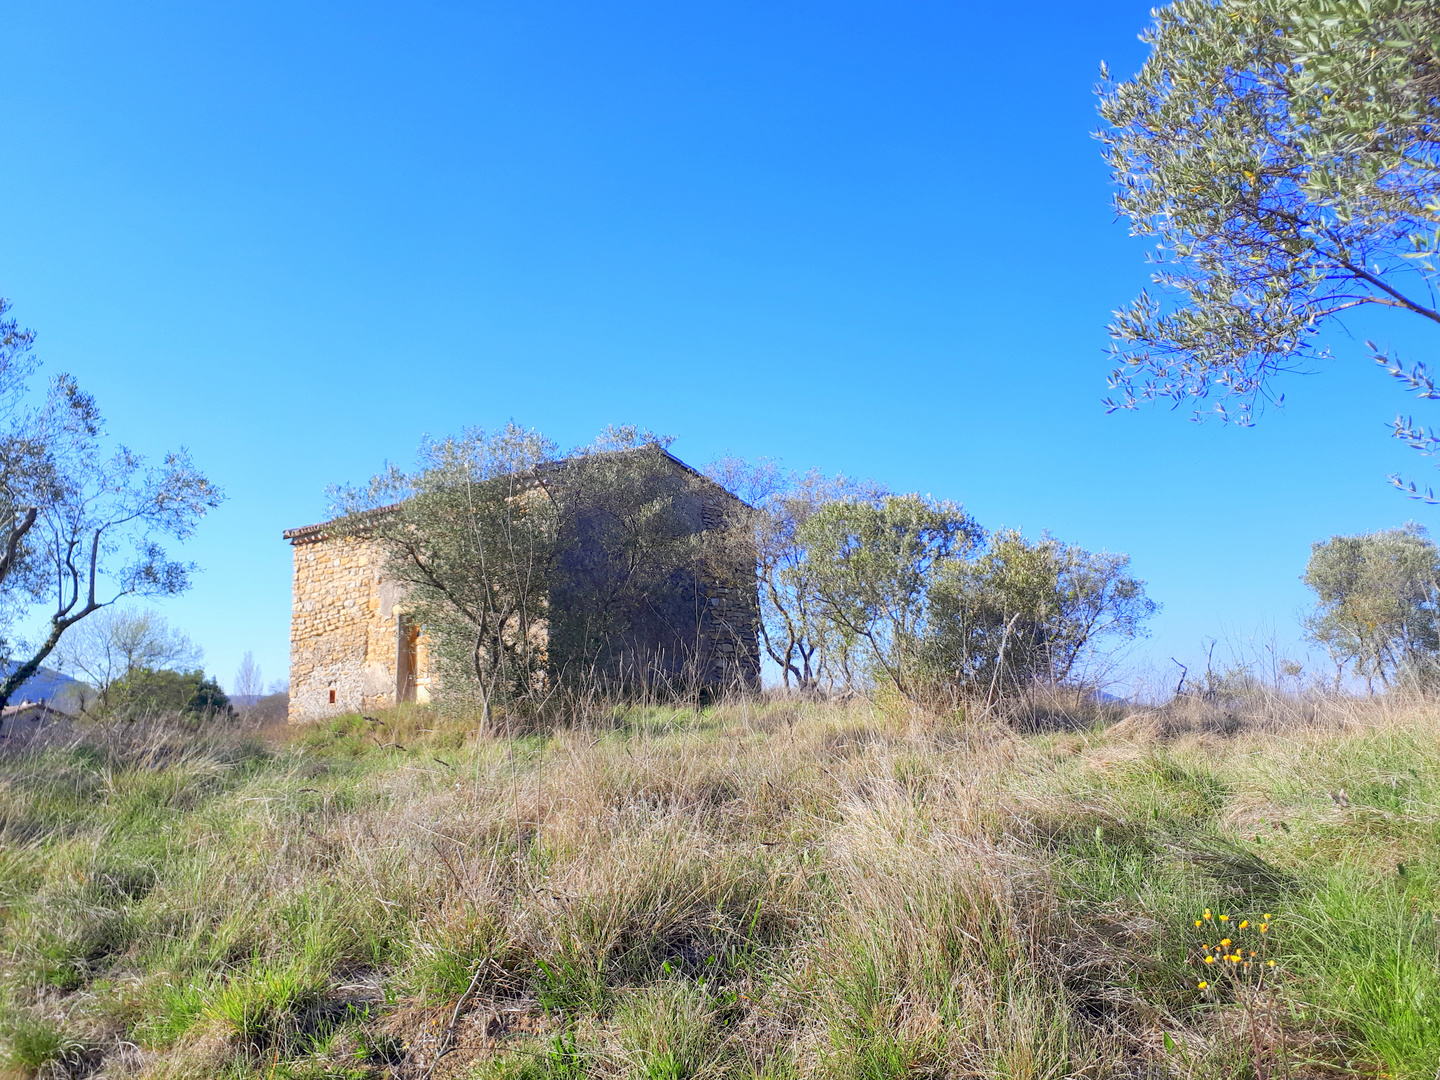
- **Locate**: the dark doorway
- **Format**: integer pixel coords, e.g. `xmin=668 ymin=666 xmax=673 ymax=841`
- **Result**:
xmin=396 ymin=616 xmax=419 ymax=703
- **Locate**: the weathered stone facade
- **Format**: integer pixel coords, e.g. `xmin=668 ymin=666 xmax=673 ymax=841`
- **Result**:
xmin=285 ymin=450 xmax=758 ymax=723
xmin=285 ymin=532 xmax=432 ymax=723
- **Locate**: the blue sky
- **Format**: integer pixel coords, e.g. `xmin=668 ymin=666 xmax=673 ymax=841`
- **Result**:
xmin=3 ymin=0 xmax=1435 ymax=693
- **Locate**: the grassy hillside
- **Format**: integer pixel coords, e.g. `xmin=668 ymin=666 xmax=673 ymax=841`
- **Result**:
xmin=0 ymin=694 xmax=1437 ymax=1078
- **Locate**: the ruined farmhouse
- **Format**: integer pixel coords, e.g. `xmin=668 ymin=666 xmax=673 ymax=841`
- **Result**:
xmin=284 ymin=447 xmax=759 ymax=722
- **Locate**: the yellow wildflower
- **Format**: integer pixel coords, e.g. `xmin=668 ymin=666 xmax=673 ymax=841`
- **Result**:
xmin=1198 ymin=981 xmax=1208 ymax=989
xmin=1239 ymin=920 xmax=1249 ymax=929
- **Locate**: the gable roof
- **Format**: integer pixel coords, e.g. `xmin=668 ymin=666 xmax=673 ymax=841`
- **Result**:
xmin=282 ymin=447 xmax=743 ymax=545
xmin=282 ymin=502 xmax=403 ymax=545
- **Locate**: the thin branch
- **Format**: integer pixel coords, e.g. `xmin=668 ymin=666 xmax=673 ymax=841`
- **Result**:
xmin=1333 ymin=257 xmax=1440 ymax=325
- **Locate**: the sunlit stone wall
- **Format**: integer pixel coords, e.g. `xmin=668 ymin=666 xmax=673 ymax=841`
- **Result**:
xmin=286 ymin=531 xmax=430 ymax=722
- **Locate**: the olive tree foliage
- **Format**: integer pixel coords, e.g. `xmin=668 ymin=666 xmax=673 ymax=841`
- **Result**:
xmin=796 ymin=495 xmax=985 ymax=699
xmin=1099 ymin=0 xmax=1440 ymax=490
xmin=330 ymin=424 xmax=717 ymax=717
xmin=547 ymin=429 xmax=720 ymax=693
xmin=705 ymin=456 xmax=887 ymax=690
xmin=0 ymin=300 xmax=221 ymax=712
xmin=329 ymin=424 xmax=560 ymax=725
xmin=54 ymin=606 xmax=201 ymax=714
xmin=921 ymin=530 xmax=1157 ymax=701
xmin=1302 ymin=525 xmax=1440 ymax=689
xmin=705 ymin=459 xmax=1158 ymax=701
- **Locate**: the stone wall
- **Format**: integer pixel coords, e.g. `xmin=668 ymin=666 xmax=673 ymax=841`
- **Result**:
xmin=697 ymin=489 xmax=762 ymax=689
xmin=287 ymin=533 xmax=431 ymax=722
xmin=542 ymin=454 xmax=760 ymax=692
xmin=285 ymin=449 xmax=758 ymax=719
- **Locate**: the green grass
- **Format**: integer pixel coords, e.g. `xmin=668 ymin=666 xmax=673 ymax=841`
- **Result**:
xmin=205 ymin=960 xmax=325 ymax=1044
xmin=0 ymin=698 xmax=1438 ymax=1077
xmin=615 ymin=981 xmax=722 ymax=1080
xmin=0 ymin=1011 xmax=86 ymax=1073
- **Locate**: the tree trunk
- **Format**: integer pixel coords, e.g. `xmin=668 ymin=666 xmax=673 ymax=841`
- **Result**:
xmin=0 ymin=617 xmax=68 ymax=714
xmin=472 ymin=629 xmax=492 ymax=731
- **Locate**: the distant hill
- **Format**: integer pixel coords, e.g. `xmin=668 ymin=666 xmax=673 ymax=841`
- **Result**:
xmin=0 ymin=663 xmax=87 ymax=711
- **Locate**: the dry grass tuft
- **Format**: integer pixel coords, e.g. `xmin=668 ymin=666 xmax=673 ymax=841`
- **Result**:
xmin=0 ymin=690 xmax=1434 ymax=1077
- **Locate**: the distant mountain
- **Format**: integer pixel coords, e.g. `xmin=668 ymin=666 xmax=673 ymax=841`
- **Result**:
xmin=0 ymin=663 xmax=86 ymax=710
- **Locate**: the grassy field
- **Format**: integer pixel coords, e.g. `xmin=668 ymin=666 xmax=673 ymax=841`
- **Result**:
xmin=0 ymin=691 xmax=1437 ymax=1079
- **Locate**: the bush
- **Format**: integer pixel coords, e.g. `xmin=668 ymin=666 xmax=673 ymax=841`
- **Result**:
xmin=107 ymin=666 xmax=231 ymax=718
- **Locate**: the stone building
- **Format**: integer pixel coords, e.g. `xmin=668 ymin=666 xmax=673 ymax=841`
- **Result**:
xmin=284 ymin=448 xmax=758 ymax=723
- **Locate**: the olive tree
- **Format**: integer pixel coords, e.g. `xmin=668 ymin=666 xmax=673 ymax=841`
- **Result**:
xmin=547 ymin=429 xmax=721 ymax=693
xmin=332 ymin=424 xmax=725 ymax=717
xmin=329 ymin=423 xmax=560 ymax=725
xmin=796 ymin=494 xmax=984 ymax=699
xmin=1100 ymin=0 xmax=1440 ymax=492
xmin=0 ymin=300 xmax=221 ymax=712
xmin=705 ymin=456 xmax=887 ymax=691
xmin=922 ymin=530 xmax=1157 ymax=700
xmin=1303 ymin=525 xmax=1440 ymax=689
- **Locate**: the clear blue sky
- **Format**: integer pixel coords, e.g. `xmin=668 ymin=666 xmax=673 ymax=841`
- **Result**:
xmin=3 ymin=0 xmax=1434 ymax=694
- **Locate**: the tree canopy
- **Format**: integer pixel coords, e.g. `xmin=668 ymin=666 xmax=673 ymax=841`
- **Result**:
xmin=706 ymin=459 xmax=1157 ymax=704
xmin=1303 ymin=524 xmax=1440 ymax=688
xmin=0 ymin=299 xmax=221 ymax=710
xmin=704 ymin=457 xmax=888 ymax=691
xmin=923 ymin=530 xmax=1157 ymax=699
xmin=54 ymin=606 xmax=201 ymax=715
xmin=797 ymin=494 xmax=984 ymax=698
xmin=1101 ymin=0 xmax=1440 ymax=490
xmin=329 ymin=424 xmax=560 ymax=724
xmin=107 ymin=666 xmax=231 ymax=719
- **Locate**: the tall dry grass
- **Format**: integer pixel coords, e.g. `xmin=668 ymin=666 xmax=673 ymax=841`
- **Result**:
xmin=0 ymin=689 xmax=1436 ymax=1078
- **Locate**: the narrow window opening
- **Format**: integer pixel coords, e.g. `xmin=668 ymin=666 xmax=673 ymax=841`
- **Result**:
xmin=397 ymin=615 xmax=419 ymax=703
xmin=328 ymin=688 xmax=336 ymax=704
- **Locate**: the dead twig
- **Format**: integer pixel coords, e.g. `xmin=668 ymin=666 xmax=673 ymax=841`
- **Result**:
xmin=419 ymin=959 xmax=490 ymax=1080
